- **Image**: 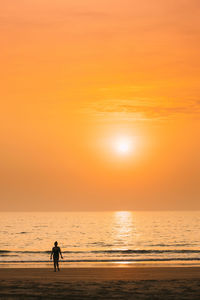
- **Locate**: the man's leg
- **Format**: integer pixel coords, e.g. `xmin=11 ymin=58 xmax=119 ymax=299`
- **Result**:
xmin=57 ymin=260 xmax=60 ymax=271
xmin=53 ymin=259 xmax=56 ymax=271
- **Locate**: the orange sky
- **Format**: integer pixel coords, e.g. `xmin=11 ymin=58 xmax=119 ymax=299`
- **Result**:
xmin=0 ymin=0 xmax=200 ymax=210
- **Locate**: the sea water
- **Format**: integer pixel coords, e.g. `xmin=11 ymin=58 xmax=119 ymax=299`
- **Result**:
xmin=0 ymin=211 xmax=199 ymax=267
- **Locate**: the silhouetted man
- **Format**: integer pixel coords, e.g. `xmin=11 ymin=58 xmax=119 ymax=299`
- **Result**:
xmin=50 ymin=241 xmax=63 ymax=271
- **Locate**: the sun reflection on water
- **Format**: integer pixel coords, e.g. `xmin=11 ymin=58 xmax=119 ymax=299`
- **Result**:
xmin=113 ymin=211 xmax=135 ymax=248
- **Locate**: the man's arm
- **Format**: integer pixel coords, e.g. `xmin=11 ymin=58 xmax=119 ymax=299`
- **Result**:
xmin=59 ymin=248 xmax=63 ymax=259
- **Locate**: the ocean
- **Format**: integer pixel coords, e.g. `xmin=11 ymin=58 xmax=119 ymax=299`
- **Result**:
xmin=0 ymin=211 xmax=200 ymax=267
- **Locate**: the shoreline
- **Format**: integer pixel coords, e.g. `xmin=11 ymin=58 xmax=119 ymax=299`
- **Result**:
xmin=1 ymin=261 xmax=200 ymax=268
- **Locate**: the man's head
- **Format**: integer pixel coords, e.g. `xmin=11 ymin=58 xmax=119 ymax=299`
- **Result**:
xmin=54 ymin=241 xmax=58 ymax=247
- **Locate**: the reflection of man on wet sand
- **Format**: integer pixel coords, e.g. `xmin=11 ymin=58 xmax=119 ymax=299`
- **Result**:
xmin=50 ymin=241 xmax=63 ymax=272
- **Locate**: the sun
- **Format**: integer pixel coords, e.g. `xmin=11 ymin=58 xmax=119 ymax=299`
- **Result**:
xmin=113 ymin=136 xmax=133 ymax=155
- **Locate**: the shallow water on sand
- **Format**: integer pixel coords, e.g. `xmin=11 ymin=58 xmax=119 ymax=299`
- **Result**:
xmin=0 ymin=211 xmax=200 ymax=266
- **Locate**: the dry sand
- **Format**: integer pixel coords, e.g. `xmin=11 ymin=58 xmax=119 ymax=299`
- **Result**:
xmin=0 ymin=267 xmax=200 ymax=299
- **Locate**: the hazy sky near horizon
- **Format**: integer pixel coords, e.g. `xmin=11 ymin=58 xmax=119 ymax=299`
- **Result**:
xmin=1 ymin=0 xmax=200 ymax=210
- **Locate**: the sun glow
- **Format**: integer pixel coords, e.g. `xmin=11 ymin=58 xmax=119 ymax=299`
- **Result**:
xmin=113 ymin=136 xmax=133 ymax=155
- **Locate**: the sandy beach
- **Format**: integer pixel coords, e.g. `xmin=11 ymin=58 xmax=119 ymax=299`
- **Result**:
xmin=0 ymin=267 xmax=200 ymax=299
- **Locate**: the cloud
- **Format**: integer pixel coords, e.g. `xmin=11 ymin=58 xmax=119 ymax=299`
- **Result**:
xmin=83 ymin=98 xmax=200 ymax=121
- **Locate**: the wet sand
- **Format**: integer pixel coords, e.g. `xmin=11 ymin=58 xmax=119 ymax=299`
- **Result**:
xmin=0 ymin=267 xmax=200 ymax=299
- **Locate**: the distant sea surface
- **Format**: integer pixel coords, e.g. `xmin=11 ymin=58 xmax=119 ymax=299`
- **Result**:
xmin=0 ymin=211 xmax=200 ymax=267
